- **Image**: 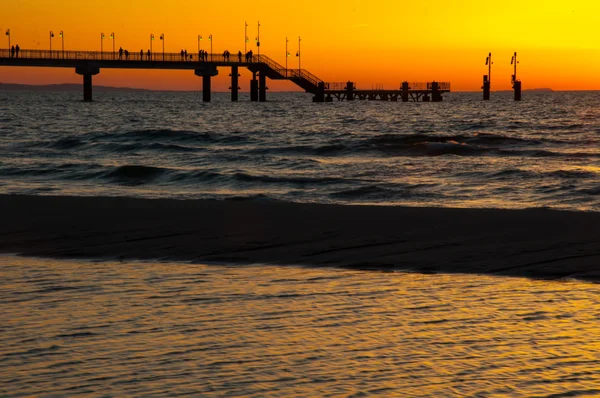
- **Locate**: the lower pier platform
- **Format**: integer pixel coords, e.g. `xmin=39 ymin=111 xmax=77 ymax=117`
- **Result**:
xmin=325 ymin=81 xmax=450 ymax=102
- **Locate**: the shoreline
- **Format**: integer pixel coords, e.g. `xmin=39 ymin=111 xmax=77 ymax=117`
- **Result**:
xmin=1 ymin=194 xmax=600 ymax=282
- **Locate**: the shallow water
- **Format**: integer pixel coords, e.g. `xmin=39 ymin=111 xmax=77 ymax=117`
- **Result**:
xmin=1 ymin=91 xmax=599 ymax=210
xmin=2 ymin=255 xmax=600 ymax=397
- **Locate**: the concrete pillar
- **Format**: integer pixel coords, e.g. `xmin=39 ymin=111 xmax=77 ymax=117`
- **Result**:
xmin=230 ymin=66 xmax=239 ymax=102
xmin=513 ymin=80 xmax=522 ymax=101
xmin=482 ymin=75 xmax=490 ymax=100
xmin=194 ymin=66 xmax=219 ymax=103
xmin=346 ymin=81 xmax=354 ymax=101
xmin=431 ymin=81 xmax=442 ymax=102
xmin=202 ymin=75 xmax=211 ymax=102
xmin=401 ymin=81 xmax=409 ymax=102
xmin=75 ymin=65 xmax=100 ymax=102
xmin=250 ymin=76 xmax=258 ymax=102
xmin=259 ymin=72 xmax=267 ymax=102
xmin=313 ymin=82 xmax=325 ymax=102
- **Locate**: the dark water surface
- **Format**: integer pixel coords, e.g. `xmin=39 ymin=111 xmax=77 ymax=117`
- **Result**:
xmin=1 ymin=91 xmax=599 ymax=210
xmin=2 ymin=256 xmax=600 ymax=397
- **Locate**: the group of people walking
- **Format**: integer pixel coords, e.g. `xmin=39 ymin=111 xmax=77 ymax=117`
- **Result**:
xmin=9 ymin=45 xmax=20 ymax=58
xmin=103 ymin=46 xmax=258 ymax=63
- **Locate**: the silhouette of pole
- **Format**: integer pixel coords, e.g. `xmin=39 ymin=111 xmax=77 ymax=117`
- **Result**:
xmin=296 ymin=36 xmax=301 ymax=77
xmin=209 ymin=34 xmax=212 ymax=61
xmin=160 ymin=34 xmax=164 ymax=60
xmin=245 ymin=21 xmax=248 ymax=54
xmin=100 ymin=33 xmax=104 ymax=60
xmin=59 ymin=31 xmax=64 ymax=59
xmin=150 ymin=34 xmax=154 ymax=60
xmin=49 ymin=31 xmax=54 ymax=58
xmin=256 ymin=21 xmax=260 ymax=61
xmin=483 ymin=52 xmax=492 ymax=100
xmin=5 ymin=29 xmax=10 ymax=52
xmin=285 ymin=37 xmax=289 ymax=75
xmin=110 ymin=32 xmax=115 ymax=59
xmin=511 ymin=52 xmax=521 ymax=101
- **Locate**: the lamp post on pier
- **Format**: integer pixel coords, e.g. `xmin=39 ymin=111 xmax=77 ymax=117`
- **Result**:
xmin=244 ymin=21 xmax=248 ymax=53
xmin=150 ymin=34 xmax=154 ymax=60
xmin=296 ymin=36 xmax=301 ymax=77
xmin=49 ymin=31 xmax=54 ymax=58
xmin=160 ymin=34 xmax=164 ymax=60
xmin=256 ymin=21 xmax=260 ymax=60
xmin=100 ymin=33 xmax=105 ymax=59
xmin=110 ymin=32 xmax=115 ymax=59
xmin=59 ymin=31 xmax=64 ymax=58
xmin=286 ymin=37 xmax=290 ymax=75
xmin=5 ymin=29 xmax=10 ymax=53
xmin=208 ymin=34 xmax=212 ymax=61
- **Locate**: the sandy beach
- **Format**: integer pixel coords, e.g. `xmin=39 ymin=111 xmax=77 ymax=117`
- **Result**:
xmin=1 ymin=194 xmax=600 ymax=281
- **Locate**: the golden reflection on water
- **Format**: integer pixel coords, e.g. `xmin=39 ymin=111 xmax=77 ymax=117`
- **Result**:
xmin=2 ymin=255 xmax=600 ymax=397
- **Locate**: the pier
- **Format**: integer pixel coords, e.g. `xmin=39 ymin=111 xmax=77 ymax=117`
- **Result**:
xmin=0 ymin=49 xmax=450 ymax=102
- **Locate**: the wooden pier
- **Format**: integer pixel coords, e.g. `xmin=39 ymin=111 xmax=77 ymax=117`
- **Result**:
xmin=0 ymin=49 xmax=450 ymax=102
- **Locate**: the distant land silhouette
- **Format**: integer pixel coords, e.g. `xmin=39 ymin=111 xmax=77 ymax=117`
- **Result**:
xmin=1 ymin=83 xmax=558 ymax=94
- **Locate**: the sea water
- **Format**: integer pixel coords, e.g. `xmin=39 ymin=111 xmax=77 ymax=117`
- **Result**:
xmin=0 ymin=90 xmax=599 ymax=210
xmin=2 ymin=255 xmax=600 ymax=397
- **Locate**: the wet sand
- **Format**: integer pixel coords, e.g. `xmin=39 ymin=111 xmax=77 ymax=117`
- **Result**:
xmin=1 ymin=194 xmax=600 ymax=282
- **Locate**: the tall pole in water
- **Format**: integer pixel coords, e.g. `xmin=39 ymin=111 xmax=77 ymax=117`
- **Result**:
xmin=245 ymin=21 xmax=248 ymax=54
xmin=483 ymin=52 xmax=492 ymax=100
xmin=511 ymin=51 xmax=518 ymax=83
xmin=296 ymin=36 xmax=301 ymax=77
xmin=59 ymin=31 xmax=64 ymax=58
xmin=5 ymin=29 xmax=10 ymax=52
xmin=209 ymin=34 xmax=212 ymax=61
xmin=285 ymin=37 xmax=289 ymax=75
xmin=101 ymin=33 xmax=104 ymax=59
xmin=511 ymin=51 xmax=521 ymax=101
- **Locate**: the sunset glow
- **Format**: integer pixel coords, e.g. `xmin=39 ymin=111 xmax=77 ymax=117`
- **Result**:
xmin=1 ymin=0 xmax=600 ymax=91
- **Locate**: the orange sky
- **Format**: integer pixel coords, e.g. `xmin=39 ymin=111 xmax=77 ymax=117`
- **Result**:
xmin=1 ymin=0 xmax=600 ymax=91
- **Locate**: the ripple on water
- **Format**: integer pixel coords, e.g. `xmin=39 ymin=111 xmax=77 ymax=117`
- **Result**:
xmin=2 ymin=255 xmax=600 ymax=397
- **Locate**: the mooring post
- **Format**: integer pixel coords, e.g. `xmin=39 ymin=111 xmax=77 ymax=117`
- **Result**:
xmin=513 ymin=80 xmax=522 ymax=101
xmin=482 ymin=75 xmax=490 ymax=100
xmin=75 ymin=65 xmax=100 ymax=102
xmin=259 ymin=71 xmax=267 ymax=102
xmin=250 ymin=72 xmax=258 ymax=102
xmin=194 ymin=65 xmax=218 ymax=103
xmin=346 ymin=81 xmax=354 ymax=101
xmin=401 ymin=81 xmax=409 ymax=102
xmin=230 ymin=66 xmax=239 ymax=102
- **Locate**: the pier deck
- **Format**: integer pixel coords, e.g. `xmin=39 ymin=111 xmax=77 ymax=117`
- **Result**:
xmin=0 ymin=49 xmax=450 ymax=102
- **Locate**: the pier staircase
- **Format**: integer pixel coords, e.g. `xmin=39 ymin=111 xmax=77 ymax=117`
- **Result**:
xmin=250 ymin=54 xmax=324 ymax=95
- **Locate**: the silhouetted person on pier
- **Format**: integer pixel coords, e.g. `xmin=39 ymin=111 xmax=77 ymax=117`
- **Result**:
xmin=184 ymin=49 xmax=187 ymax=61
xmin=238 ymin=50 xmax=242 ymax=62
xmin=15 ymin=45 xmax=20 ymax=58
xmin=10 ymin=45 xmax=15 ymax=58
xmin=140 ymin=49 xmax=143 ymax=59
xmin=124 ymin=49 xmax=129 ymax=60
xmin=119 ymin=47 xmax=123 ymax=59
xmin=147 ymin=49 xmax=151 ymax=60
xmin=180 ymin=49 xmax=184 ymax=60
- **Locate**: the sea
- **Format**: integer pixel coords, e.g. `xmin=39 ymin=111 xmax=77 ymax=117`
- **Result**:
xmin=0 ymin=90 xmax=599 ymax=210
xmin=1 ymin=90 xmax=600 ymax=397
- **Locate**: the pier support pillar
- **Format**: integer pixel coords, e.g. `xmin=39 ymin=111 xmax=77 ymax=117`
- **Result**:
xmin=313 ymin=82 xmax=325 ymax=102
xmin=230 ymin=66 xmax=239 ymax=102
xmin=259 ymin=72 xmax=267 ymax=102
xmin=202 ymin=75 xmax=212 ymax=102
xmin=194 ymin=66 xmax=219 ymax=102
xmin=513 ymin=80 xmax=522 ymax=101
xmin=401 ymin=81 xmax=409 ymax=102
xmin=346 ymin=81 xmax=354 ymax=101
xmin=250 ymin=73 xmax=258 ymax=102
xmin=431 ymin=81 xmax=443 ymax=102
xmin=482 ymin=75 xmax=490 ymax=100
xmin=75 ymin=65 xmax=100 ymax=102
